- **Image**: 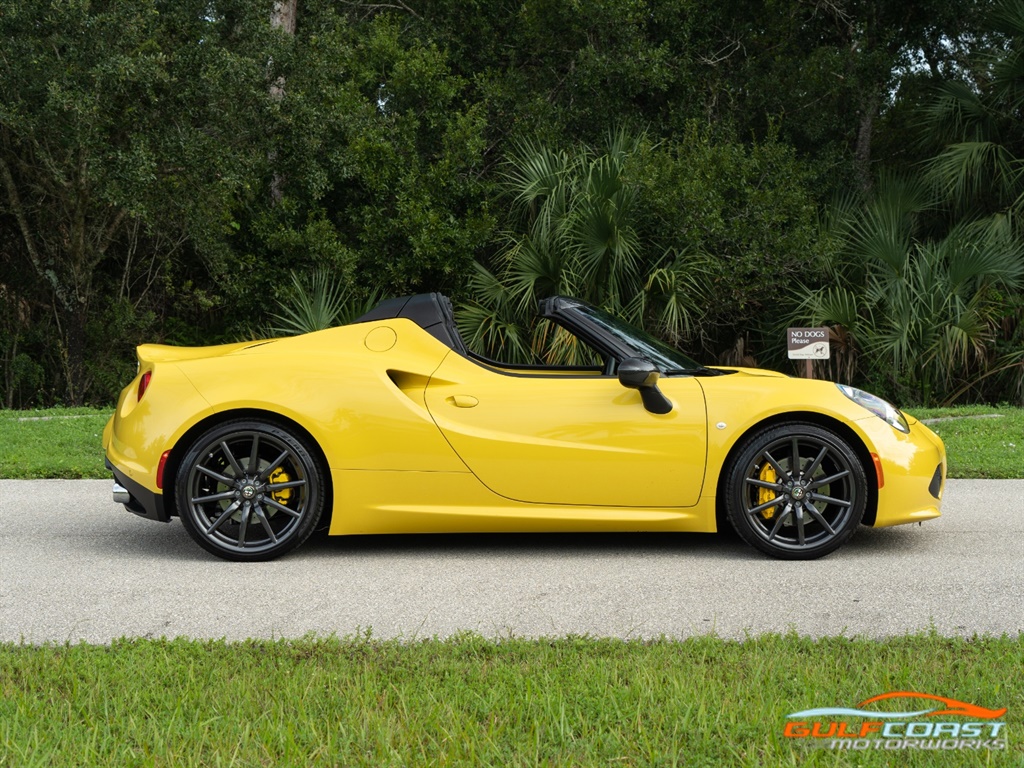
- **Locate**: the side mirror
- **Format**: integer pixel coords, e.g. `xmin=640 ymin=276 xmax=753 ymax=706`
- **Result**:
xmin=617 ymin=357 xmax=673 ymax=414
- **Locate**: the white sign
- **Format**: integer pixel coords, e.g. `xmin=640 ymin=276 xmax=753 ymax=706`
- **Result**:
xmin=788 ymin=327 xmax=830 ymax=360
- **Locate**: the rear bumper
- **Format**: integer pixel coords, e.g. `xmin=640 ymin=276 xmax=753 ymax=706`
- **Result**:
xmin=105 ymin=457 xmax=171 ymax=523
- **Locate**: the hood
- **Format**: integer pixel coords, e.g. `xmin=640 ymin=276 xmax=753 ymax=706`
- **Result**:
xmin=708 ymin=365 xmax=790 ymax=378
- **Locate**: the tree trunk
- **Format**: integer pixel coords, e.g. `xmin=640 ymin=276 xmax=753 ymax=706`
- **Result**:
xmin=271 ymin=0 xmax=297 ymax=35
xmin=268 ymin=0 xmax=298 ymax=204
xmin=854 ymin=91 xmax=880 ymax=194
xmin=55 ymin=302 xmax=89 ymax=405
xmin=2 ymin=333 xmax=15 ymax=410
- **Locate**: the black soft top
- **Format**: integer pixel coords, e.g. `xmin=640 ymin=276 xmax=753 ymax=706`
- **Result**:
xmin=355 ymin=293 xmax=468 ymax=354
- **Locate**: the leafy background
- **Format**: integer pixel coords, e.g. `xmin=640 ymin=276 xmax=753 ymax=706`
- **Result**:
xmin=2 ymin=0 xmax=1021 ymax=408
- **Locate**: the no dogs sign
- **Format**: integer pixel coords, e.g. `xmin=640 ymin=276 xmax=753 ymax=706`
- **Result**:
xmin=787 ymin=327 xmax=830 ymax=359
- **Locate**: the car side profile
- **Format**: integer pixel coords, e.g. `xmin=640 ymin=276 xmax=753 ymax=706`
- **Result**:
xmin=103 ymin=293 xmax=946 ymax=561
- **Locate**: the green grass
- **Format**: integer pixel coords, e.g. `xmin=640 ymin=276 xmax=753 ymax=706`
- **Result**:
xmin=1 ymin=633 xmax=1020 ymax=767
xmin=0 ymin=407 xmax=111 ymax=479
xmin=906 ymin=406 xmax=1023 ymax=479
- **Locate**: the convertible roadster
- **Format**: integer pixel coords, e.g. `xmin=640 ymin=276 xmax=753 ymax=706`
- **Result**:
xmin=103 ymin=293 xmax=945 ymax=561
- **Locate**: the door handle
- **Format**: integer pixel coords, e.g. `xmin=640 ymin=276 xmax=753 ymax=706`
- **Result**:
xmin=446 ymin=395 xmax=479 ymax=408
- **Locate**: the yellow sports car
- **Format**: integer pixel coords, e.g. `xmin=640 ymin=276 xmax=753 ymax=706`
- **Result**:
xmin=103 ymin=293 xmax=946 ymax=561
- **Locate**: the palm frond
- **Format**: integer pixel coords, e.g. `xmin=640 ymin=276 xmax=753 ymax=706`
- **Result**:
xmin=269 ymin=270 xmax=371 ymax=336
xmin=943 ymin=215 xmax=1024 ymax=292
xmin=927 ymin=141 xmax=1018 ymax=211
xmin=847 ymin=174 xmax=929 ymax=275
xmin=642 ymin=251 xmax=711 ymax=345
xmin=803 ymin=285 xmax=863 ymax=330
xmin=922 ymin=80 xmax=992 ymax=144
xmin=456 ymin=302 xmax=535 ymax=364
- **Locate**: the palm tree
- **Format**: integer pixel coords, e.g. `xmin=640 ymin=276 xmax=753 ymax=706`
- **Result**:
xmin=459 ymin=128 xmax=708 ymax=364
xmin=802 ymin=176 xmax=1023 ymax=405
xmin=924 ymin=0 xmax=1024 ymax=222
xmin=269 ymin=270 xmax=378 ymax=336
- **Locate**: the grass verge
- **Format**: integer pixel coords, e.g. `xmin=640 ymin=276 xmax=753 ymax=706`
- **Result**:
xmin=906 ymin=406 xmax=1023 ymax=479
xmin=0 ymin=407 xmax=111 ymax=479
xmin=1 ymin=633 xmax=1020 ymax=767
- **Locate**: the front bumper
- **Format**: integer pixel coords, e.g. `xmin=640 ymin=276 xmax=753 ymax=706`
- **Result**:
xmin=105 ymin=457 xmax=171 ymax=522
xmin=869 ymin=416 xmax=945 ymax=527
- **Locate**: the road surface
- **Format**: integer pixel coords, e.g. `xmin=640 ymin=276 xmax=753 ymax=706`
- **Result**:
xmin=1 ymin=479 xmax=1021 ymax=643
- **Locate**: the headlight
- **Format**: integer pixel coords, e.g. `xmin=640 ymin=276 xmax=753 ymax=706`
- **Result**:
xmin=836 ymin=384 xmax=910 ymax=433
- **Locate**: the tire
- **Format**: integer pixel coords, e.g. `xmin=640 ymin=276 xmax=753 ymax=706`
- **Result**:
xmin=724 ymin=422 xmax=866 ymax=560
xmin=175 ymin=419 xmax=324 ymax=561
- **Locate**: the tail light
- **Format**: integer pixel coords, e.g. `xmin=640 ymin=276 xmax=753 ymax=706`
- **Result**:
xmin=138 ymin=370 xmax=152 ymax=401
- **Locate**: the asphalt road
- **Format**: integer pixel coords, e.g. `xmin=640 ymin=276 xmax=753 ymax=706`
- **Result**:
xmin=1 ymin=479 xmax=1021 ymax=643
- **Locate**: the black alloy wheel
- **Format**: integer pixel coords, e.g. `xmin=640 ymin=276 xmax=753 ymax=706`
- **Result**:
xmin=175 ymin=420 xmax=324 ymax=561
xmin=725 ymin=422 xmax=867 ymax=559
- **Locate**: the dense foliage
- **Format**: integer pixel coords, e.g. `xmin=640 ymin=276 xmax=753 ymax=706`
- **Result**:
xmin=1 ymin=0 xmax=1021 ymax=406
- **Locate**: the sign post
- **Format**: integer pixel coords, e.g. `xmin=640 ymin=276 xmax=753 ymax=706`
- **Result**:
xmin=787 ymin=327 xmax=830 ymax=378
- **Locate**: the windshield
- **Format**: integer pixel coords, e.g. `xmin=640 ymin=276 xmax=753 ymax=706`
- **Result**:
xmin=574 ymin=305 xmax=703 ymax=373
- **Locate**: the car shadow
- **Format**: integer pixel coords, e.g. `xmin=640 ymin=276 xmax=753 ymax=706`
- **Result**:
xmin=840 ymin=522 xmax=941 ymax=557
xmin=97 ymin=514 xmax=930 ymax=564
xmin=299 ymin=527 xmax=759 ymax=561
xmin=299 ymin=516 xmax=930 ymax=561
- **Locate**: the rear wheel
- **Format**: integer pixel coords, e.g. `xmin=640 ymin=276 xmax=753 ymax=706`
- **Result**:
xmin=175 ymin=420 xmax=324 ymax=561
xmin=724 ymin=422 xmax=866 ymax=559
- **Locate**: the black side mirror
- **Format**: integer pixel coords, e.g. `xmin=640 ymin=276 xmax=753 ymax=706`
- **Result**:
xmin=617 ymin=357 xmax=673 ymax=414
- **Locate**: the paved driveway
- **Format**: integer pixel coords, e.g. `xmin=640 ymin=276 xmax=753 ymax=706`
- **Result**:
xmin=1 ymin=479 xmax=1021 ymax=643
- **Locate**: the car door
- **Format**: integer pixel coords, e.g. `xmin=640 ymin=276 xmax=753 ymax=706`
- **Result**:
xmin=423 ymin=351 xmax=707 ymax=508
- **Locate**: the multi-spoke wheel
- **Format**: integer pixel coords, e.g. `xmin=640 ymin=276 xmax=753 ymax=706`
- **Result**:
xmin=724 ymin=423 xmax=867 ymax=559
xmin=175 ymin=420 xmax=324 ymax=561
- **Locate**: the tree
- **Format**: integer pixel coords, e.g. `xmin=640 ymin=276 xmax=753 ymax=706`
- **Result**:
xmin=228 ymin=7 xmax=495 ymax=326
xmin=701 ymin=0 xmax=984 ymax=194
xmin=914 ymin=0 xmax=1024 ymax=403
xmin=0 ymin=0 xmax=276 ymax=403
xmin=924 ymin=0 xmax=1024 ymax=223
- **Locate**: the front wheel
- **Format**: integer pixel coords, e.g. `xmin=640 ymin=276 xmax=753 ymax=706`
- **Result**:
xmin=175 ymin=420 xmax=324 ymax=561
xmin=724 ymin=423 xmax=867 ymax=560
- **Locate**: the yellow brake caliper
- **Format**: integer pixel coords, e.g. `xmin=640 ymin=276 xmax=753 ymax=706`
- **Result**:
xmin=758 ymin=464 xmax=777 ymax=518
xmin=268 ymin=467 xmax=293 ymax=511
